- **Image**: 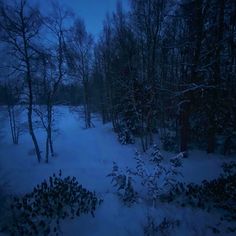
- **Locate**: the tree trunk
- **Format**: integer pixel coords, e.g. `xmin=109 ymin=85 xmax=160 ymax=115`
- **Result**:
xmin=45 ymin=136 xmax=49 ymax=163
xmin=20 ymin=7 xmax=41 ymax=162
xmin=180 ymin=103 xmax=189 ymax=152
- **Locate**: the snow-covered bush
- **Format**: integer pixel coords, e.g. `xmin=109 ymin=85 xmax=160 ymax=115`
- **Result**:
xmin=166 ymin=162 xmax=236 ymax=224
xmin=131 ymin=150 xmax=183 ymax=205
xmin=117 ymin=126 xmax=135 ymax=145
xmin=186 ymin=176 xmax=235 ymax=221
xmin=149 ymin=144 xmax=163 ymax=164
xmin=6 ymin=171 xmax=102 ymax=235
xmin=108 ymin=147 xmax=184 ymax=207
xmin=107 ymin=162 xmax=137 ymax=206
xmin=143 ymin=215 xmax=180 ymax=236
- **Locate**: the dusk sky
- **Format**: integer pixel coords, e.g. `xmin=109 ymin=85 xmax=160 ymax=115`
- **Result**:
xmin=36 ymin=0 xmax=130 ymax=39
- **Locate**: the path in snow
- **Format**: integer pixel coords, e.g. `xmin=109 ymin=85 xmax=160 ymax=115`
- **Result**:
xmin=0 ymin=107 xmax=147 ymax=236
xmin=0 ymin=106 xmax=135 ymax=194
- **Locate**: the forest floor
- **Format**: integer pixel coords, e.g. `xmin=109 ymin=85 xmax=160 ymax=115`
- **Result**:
xmin=0 ymin=106 xmax=235 ymax=236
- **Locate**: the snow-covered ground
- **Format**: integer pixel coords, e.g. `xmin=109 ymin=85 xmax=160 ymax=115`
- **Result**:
xmin=0 ymin=106 xmax=235 ymax=236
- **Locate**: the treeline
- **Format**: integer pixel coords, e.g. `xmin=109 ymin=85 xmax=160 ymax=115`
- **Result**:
xmin=0 ymin=0 xmax=93 ymax=162
xmin=0 ymin=0 xmax=235 ymax=160
xmin=90 ymin=0 xmax=236 ymax=154
xmin=0 ymin=83 xmax=83 ymax=105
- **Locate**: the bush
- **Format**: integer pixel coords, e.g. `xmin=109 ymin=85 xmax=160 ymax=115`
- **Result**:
xmin=144 ymin=215 xmax=180 ymax=236
xmin=5 ymin=171 xmax=102 ymax=235
xmin=222 ymin=161 xmax=236 ymax=176
xmin=107 ymin=162 xmax=137 ymax=206
xmin=149 ymin=144 xmax=163 ymax=164
xmin=117 ymin=124 xmax=135 ymax=145
xmin=132 ymin=150 xmax=183 ymax=205
xmin=184 ymin=175 xmax=235 ymax=221
xmin=108 ymin=148 xmax=184 ymax=207
xmin=165 ymin=162 xmax=236 ymax=223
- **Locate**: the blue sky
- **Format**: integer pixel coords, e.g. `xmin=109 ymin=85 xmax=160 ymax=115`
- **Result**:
xmin=36 ymin=0 xmax=129 ymax=39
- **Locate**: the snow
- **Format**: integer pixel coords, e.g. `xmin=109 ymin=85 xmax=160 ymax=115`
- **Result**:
xmin=0 ymin=106 xmax=235 ymax=235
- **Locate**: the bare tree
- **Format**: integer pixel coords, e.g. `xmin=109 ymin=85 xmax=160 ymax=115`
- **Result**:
xmin=4 ymin=78 xmax=23 ymax=145
xmin=0 ymin=0 xmax=42 ymax=162
xmin=68 ymin=17 xmax=94 ymax=128
xmin=34 ymin=1 xmax=72 ymax=162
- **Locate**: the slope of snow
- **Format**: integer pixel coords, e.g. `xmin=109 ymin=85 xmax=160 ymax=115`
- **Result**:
xmin=0 ymin=106 xmax=234 ymax=236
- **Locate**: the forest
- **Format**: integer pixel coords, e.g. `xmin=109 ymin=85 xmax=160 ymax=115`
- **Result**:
xmin=0 ymin=0 xmax=235 ymax=235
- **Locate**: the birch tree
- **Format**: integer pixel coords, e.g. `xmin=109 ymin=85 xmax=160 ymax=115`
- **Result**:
xmin=0 ymin=0 xmax=42 ymax=162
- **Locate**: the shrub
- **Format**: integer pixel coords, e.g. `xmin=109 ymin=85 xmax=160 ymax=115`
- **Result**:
xmin=144 ymin=215 xmax=180 ymax=236
xmin=107 ymin=148 xmax=184 ymax=207
xmin=107 ymin=162 xmax=137 ymax=206
xmin=222 ymin=161 xmax=236 ymax=176
xmin=184 ymin=175 xmax=236 ymax=221
xmin=149 ymin=144 xmax=163 ymax=164
xmin=165 ymin=161 xmax=236 ymax=223
xmin=117 ymin=123 xmax=135 ymax=145
xmin=5 ymin=171 xmax=102 ymax=235
xmin=132 ymin=150 xmax=183 ymax=205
